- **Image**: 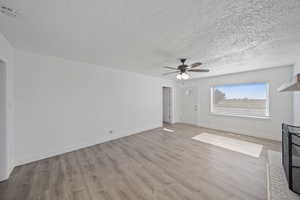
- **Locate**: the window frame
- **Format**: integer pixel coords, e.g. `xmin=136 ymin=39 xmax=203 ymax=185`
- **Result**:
xmin=210 ymin=82 xmax=271 ymax=119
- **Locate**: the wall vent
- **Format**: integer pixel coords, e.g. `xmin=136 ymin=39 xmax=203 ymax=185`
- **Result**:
xmin=0 ymin=5 xmax=17 ymax=17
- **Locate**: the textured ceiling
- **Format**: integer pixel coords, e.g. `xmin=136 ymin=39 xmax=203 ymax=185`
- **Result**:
xmin=0 ymin=0 xmax=300 ymax=79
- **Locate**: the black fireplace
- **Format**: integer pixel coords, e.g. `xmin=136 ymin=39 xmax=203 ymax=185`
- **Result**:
xmin=282 ymin=123 xmax=300 ymax=194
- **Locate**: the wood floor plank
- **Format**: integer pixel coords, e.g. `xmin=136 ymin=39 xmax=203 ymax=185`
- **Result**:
xmin=0 ymin=123 xmax=280 ymax=200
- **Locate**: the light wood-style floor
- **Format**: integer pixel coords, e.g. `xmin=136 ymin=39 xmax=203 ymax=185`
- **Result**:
xmin=0 ymin=123 xmax=280 ymax=200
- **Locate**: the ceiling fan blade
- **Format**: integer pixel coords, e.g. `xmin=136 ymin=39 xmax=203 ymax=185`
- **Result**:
xmin=162 ymin=71 xmax=179 ymax=75
xmin=163 ymin=66 xmax=178 ymax=70
xmin=189 ymin=62 xmax=202 ymax=68
xmin=188 ymin=69 xmax=209 ymax=72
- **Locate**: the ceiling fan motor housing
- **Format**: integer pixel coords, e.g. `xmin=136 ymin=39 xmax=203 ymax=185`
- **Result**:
xmin=178 ymin=65 xmax=188 ymax=73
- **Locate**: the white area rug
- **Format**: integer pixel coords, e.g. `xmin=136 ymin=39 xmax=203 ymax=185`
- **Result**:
xmin=267 ymin=150 xmax=300 ymax=200
xmin=192 ymin=133 xmax=263 ymax=158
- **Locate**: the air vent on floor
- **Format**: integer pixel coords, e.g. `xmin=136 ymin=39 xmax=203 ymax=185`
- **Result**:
xmin=0 ymin=5 xmax=17 ymax=17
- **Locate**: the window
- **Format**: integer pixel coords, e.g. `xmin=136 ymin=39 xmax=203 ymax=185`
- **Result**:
xmin=211 ymin=82 xmax=269 ymax=118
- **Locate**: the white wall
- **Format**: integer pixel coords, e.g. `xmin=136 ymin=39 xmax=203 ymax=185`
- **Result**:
xmin=294 ymin=64 xmax=300 ymax=125
xmin=0 ymin=33 xmax=14 ymax=181
xmin=14 ymin=50 xmax=175 ymax=165
xmin=177 ymin=66 xmax=293 ymax=141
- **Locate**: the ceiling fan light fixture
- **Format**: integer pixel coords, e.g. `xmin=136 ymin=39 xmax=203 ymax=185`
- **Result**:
xmin=176 ymin=73 xmax=182 ymax=80
xmin=181 ymin=72 xmax=190 ymax=80
xmin=176 ymin=72 xmax=190 ymax=80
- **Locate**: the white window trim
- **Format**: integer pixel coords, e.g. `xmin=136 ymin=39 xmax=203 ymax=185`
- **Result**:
xmin=210 ymin=82 xmax=271 ymax=119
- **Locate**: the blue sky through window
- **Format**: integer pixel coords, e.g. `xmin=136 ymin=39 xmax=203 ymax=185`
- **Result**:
xmin=214 ymin=82 xmax=267 ymax=100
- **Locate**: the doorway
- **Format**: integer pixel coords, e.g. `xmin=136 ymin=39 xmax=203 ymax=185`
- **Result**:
xmin=0 ymin=60 xmax=7 ymax=181
xmin=162 ymin=87 xmax=172 ymax=124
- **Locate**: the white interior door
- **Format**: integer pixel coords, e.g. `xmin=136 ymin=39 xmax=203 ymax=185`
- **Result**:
xmin=181 ymin=87 xmax=198 ymax=125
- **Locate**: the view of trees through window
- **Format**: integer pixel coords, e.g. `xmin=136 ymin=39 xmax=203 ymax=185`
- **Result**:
xmin=212 ymin=82 xmax=269 ymax=118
